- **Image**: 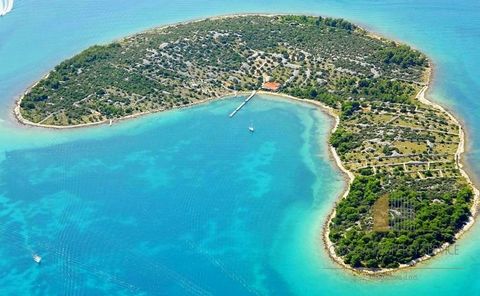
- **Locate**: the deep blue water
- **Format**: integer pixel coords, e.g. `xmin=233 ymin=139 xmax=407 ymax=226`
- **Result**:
xmin=1 ymin=1 xmax=480 ymax=295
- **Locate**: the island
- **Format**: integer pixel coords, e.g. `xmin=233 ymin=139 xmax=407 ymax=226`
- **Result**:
xmin=15 ymin=15 xmax=478 ymax=273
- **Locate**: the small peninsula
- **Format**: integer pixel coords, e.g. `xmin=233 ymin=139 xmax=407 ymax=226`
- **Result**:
xmin=15 ymin=15 xmax=478 ymax=273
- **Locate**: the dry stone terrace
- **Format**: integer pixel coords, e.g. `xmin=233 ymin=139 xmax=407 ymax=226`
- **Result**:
xmin=19 ymin=15 xmax=425 ymax=125
xmin=328 ymin=88 xmax=472 ymax=269
xmin=337 ymin=99 xmax=461 ymax=180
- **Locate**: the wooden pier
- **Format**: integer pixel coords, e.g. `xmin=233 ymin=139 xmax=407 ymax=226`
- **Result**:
xmin=229 ymin=91 xmax=256 ymax=117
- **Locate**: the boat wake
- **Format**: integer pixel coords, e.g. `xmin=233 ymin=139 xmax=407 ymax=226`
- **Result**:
xmin=0 ymin=0 xmax=14 ymax=16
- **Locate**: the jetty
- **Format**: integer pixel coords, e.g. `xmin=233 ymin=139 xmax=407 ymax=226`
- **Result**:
xmin=229 ymin=91 xmax=256 ymax=118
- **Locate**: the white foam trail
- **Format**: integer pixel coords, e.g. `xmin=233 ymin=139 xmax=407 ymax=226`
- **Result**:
xmin=0 ymin=0 xmax=14 ymax=17
xmin=7 ymin=0 xmax=13 ymax=12
xmin=0 ymin=0 xmax=6 ymax=16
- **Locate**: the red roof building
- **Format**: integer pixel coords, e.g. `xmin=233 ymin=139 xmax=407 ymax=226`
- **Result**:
xmin=262 ymin=82 xmax=281 ymax=92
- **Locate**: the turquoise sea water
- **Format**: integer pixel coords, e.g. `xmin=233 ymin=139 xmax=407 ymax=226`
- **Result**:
xmin=1 ymin=1 xmax=480 ymax=295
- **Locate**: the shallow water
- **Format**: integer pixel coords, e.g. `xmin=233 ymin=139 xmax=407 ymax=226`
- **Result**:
xmin=0 ymin=95 xmax=344 ymax=294
xmin=1 ymin=0 xmax=480 ymax=295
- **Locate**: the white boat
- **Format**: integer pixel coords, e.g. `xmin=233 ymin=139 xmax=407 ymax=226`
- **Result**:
xmin=33 ymin=254 xmax=42 ymax=264
xmin=109 ymin=119 xmax=113 ymax=126
xmin=0 ymin=0 xmax=14 ymax=16
xmin=248 ymin=123 xmax=254 ymax=132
